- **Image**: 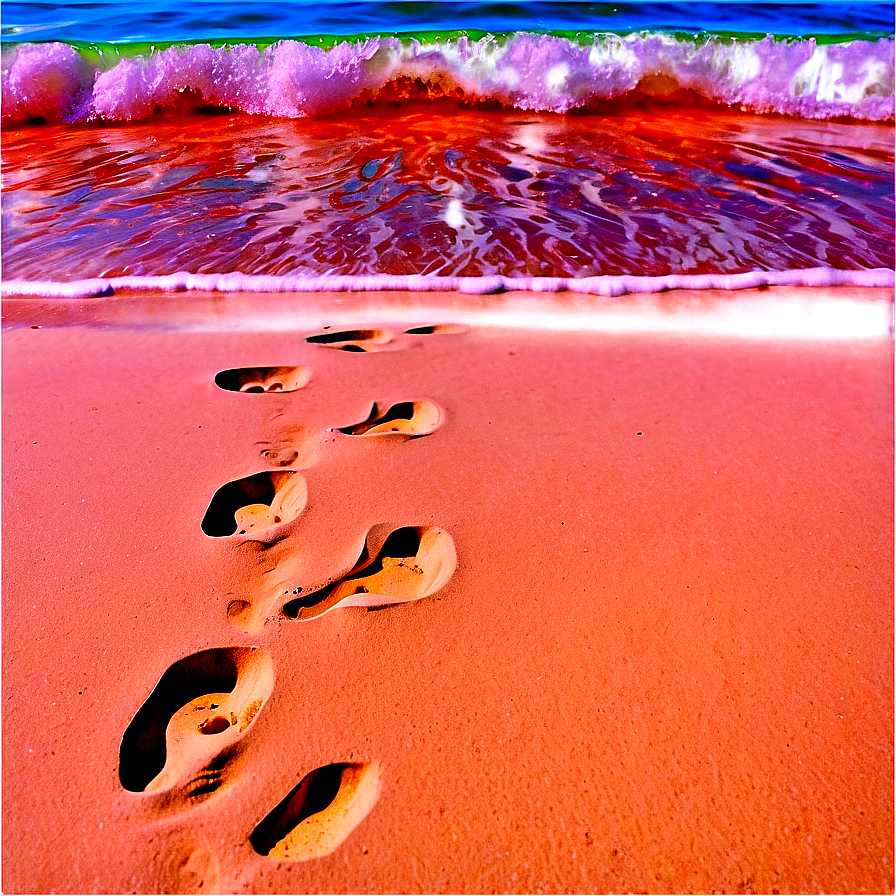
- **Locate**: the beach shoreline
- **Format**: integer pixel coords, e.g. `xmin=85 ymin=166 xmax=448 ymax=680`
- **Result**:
xmin=3 ymin=283 xmax=892 ymax=336
xmin=2 ymin=284 xmax=892 ymax=893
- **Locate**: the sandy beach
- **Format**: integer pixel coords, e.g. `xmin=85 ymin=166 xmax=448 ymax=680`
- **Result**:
xmin=2 ymin=285 xmax=893 ymax=894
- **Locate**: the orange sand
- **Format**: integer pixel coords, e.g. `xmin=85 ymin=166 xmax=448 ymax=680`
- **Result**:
xmin=2 ymin=287 xmax=893 ymax=894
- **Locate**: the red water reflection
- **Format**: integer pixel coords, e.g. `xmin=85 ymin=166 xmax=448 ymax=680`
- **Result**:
xmin=2 ymin=100 xmax=893 ymax=280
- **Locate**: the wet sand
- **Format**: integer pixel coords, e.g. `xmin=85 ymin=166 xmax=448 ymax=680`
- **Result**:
xmin=2 ymin=287 xmax=893 ymax=894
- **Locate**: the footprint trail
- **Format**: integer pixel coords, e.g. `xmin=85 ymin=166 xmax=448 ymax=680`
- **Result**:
xmin=118 ymin=322 xmax=464 ymax=872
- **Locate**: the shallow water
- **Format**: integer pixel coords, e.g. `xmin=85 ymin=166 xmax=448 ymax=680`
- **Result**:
xmin=2 ymin=101 xmax=892 ymax=280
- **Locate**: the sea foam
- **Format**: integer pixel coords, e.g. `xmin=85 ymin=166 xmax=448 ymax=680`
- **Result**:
xmin=2 ymin=32 xmax=893 ymax=125
xmin=3 ymin=267 xmax=893 ymax=297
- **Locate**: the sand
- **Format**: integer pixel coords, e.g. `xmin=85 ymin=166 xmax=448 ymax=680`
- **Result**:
xmin=2 ymin=286 xmax=893 ymax=894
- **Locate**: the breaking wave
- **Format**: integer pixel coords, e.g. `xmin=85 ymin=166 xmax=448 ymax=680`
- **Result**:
xmin=2 ymin=31 xmax=893 ymax=126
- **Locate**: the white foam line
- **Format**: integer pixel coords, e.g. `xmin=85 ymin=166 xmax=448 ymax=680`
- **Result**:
xmin=3 ymin=267 xmax=894 ymax=299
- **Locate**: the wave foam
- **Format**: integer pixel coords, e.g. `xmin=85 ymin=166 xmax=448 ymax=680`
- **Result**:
xmin=3 ymin=267 xmax=893 ymax=298
xmin=2 ymin=33 xmax=893 ymax=125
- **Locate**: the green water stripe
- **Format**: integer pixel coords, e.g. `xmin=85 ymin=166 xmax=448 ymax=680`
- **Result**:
xmin=2 ymin=27 xmax=886 ymax=65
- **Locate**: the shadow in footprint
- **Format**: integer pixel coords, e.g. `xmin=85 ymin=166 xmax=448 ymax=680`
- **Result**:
xmin=214 ymin=366 xmax=310 ymax=393
xmin=305 ymin=329 xmax=393 ymax=352
xmin=336 ymin=399 xmax=442 ymax=437
xmin=201 ymin=471 xmax=307 ymax=538
xmin=250 ymin=764 xmax=379 ymax=861
xmin=119 ymin=647 xmax=273 ymax=796
xmin=283 ymin=525 xmax=456 ymax=621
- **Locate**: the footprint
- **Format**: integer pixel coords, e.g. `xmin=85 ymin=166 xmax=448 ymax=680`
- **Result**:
xmin=257 ymin=444 xmax=300 ymax=467
xmin=255 ymin=424 xmax=317 ymax=469
xmin=214 ymin=366 xmax=310 ymax=393
xmin=304 ymin=329 xmax=394 ymax=352
xmin=250 ymin=764 xmax=380 ymax=861
xmin=403 ymin=324 xmax=469 ymax=335
xmin=201 ymin=471 xmax=307 ymax=538
xmin=119 ymin=647 xmax=273 ymax=797
xmin=305 ymin=325 xmax=469 ymax=352
xmin=282 ymin=525 xmax=456 ymax=621
xmin=167 ymin=840 xmax=221 ymax=894
xmin=336 ymin=399 xmax=442 ymax=438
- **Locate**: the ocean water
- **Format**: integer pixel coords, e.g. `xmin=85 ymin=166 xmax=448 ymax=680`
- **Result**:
xmin=1 ymin=1 xmax=894 ymax=293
